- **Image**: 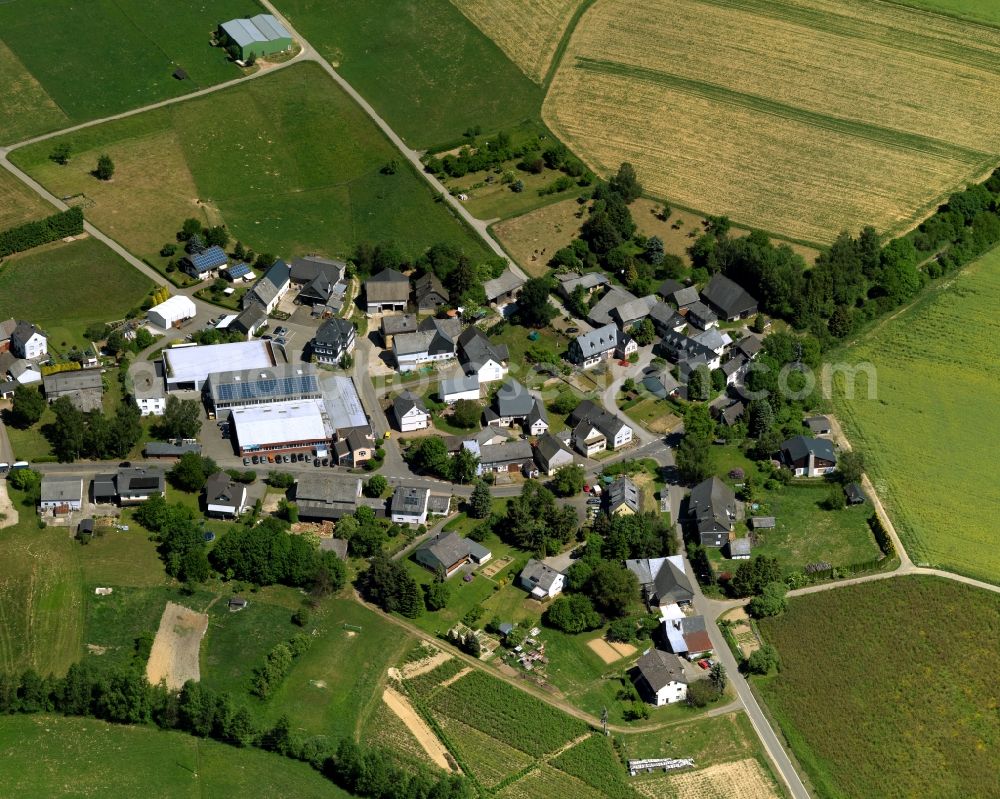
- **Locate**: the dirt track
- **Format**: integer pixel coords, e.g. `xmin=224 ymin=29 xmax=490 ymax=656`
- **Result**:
xmin=145 ymin=602 xmax=208 ymax=690
xmin=382 ymin=686 xmax=455 ymax=772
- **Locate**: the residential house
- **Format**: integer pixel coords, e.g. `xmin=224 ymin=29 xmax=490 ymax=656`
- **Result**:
xmin=534 ymin=433 xmax=574 ymax=475
xmin=43 ymin=369 xmax=103 ymax=412
xmin=483 ymin=268 xmax=524 ymax=308
xmin=289 ymin=256 xmax=345 ymax=288
xmin=669 ymin=285 xmax=700 ymax=309
xmin=116 ymin=467 xmax=166 ymax=506
xmin=475 ymin=439 xmax=534 ymax=474
xmin=720 ymin=354 xmax=749 ymax=387
xmin=230 ymin=304 xmax=268 ymax=339
xmin=415 ymin=532 xmax=491 ymax=578
xmin=518 ymin=559 xmax=565 ymax=599
xmin=688 ymin=476 xmax=738 ymax=547
xmin=296 ymin=271 xmax=342 ymax=308
xmin=587 ymin=286 xmax=637 ymax=326
xmin=10 ymin=321 xmax=46 ymax=360
xmin=392 ymin=317 xmax=460 ymax=372
xmin=556 ymin=271 xmax=609 ymax=301
xmin=391 ymin=486 xmax=431 ymax=525
xmin=567 ymin=400 xmax=633 ymax=456
xmin=781 ymin=435 xmax=837 ymax=477
xmin=438 ymin=371 xmax=480 ymax=404
xmin=608 ymin=475 xmax=640 ymax=515
xmin=414 ymin=273 xmax=449 ymax=312
xmin=295 ymin=475 xmax=362 ymax=520
xmin=568 ymin=323 xmax=634 ymax=368
xmin=663 ymin=616 xmax=713 ymax=660
xmin=656 ymin=330 xmax=721 ymax=370
xmin=483 ymin=379 xmax=547 ymax=434
xmin=649 ymin=302 xmax=686 ymax=336
xmin=685 ymin=301 xmax=718 ymax=330
xmin=381 ymin=314 xmax=417 ymax=348
xmin=203 ymin=472 xmax=248 ymax=518
xmin=365 ymin=268 xmax=410 ymax=313
xmin=610 ymin=295 xmax=658 ymax=331
xmin=626 ymin=556 xmax=695 ymax=607
xmin=718 ymin=400 xmax=746 ymax=427
xmin=39 ymin=476 xmax=83 ymax=513
xmin=701 ymin=273 xmax=758 ymax=321
xmin=243 ymin=259 xmax=291 ymax=314
xmin=804 ymin=415 xmax=832 ymax=435
xmin=656 ymin=278 xmax=683 ymax=300
xmin=457 ymin=327 xmax=508 ymax=384
xmin=735 ymin=335 xmax=763 ymax=361
xmin=690 ymin=328 xmax=732 ymax=357
xmin=332 ymin=427 xmax=375 ymax=467
xmin=392 ymin=391 xmax=431 ymax=432
xmin=642 ymin=370 xmax=681 ymax=400
xmin=633 ymin=648 xmax=689 ymax=705
xmin=311 ymin=318 xmax=356 ymax=364
xmin=181 ymin=245 xmax=228 ymax=279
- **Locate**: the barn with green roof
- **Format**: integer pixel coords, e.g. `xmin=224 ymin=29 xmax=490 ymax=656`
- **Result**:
xmin=219 ymin=14 xmax=292 ymax=62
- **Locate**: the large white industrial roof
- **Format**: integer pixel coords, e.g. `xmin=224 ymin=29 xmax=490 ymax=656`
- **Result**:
xmin=320 ymin=375 xmax=368 ymax=430
xmin=148 ymin=295 xmax=196 ymax=318
xmin=163 ymin=340 xmax=274 ymax=385
xmin=231 ymin=400 xmax=331 ymax=448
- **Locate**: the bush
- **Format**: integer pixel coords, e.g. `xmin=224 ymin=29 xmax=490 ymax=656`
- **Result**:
xmin=364 ymin=475 xmax=388 ymax=498
xmin=544 ymin=594 xmax=602 ymax=633
xmin=747 ymin=643 xmax=780 ymax=675
xmin=748 ymin=582 xmax=788 ymax=618
xmin=606 ymin=617 xmax=635 ymax=643
xmin=686 ymin=678 xmax=723 ymax=707
xmin=266 ymin=471 xmax=295 ymax=489
xmin=291 ymin=609 xmax=309 ymax=627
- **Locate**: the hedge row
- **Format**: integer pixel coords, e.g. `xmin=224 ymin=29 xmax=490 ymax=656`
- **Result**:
xmin=0 ymin=207 xmax=84 ymax=258
xmin=868 ymin=513 xmax=896 ymax=558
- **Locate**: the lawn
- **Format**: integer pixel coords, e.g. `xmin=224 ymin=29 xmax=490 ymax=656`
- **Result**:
xmin=443 ymin=162 xmax=589 ymax=222
xmin=543 ymin=0 xmax=1000 ymax=244
xmin=10 ymin=63 xmax=491 ymax=270
xmin=0 ymin=237 xmax=154 ymax=353
xmin=0 ymin=715 xmax=349 ymax=798
xmin=834 ymin=247 xmax=1000 ymax=582
xmin=0 ymin=166 xmax=56 ymax=229
xmin=756 ymin=576 xmax=1000 ymax=799
xmin=0 ymin=0 xmax=255 ymax=144
xmin=272 ymin=0 xmax=545 ymax=149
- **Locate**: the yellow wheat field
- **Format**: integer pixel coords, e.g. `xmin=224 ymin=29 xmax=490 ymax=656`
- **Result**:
xmin=635 ymin=758 xmax=779 ymax=799
xmin=542 ymin=0 xmax=1000 ymax=243
xmin=544 ymin=67 xmax=976 ymax=244
xmin=450 ymin=0 xmax=581 ymax=82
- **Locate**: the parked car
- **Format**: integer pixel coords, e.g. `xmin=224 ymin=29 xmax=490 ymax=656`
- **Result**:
xmin=314 ymin=459 xmax=321 ymax=467
xmin=119 ymin=461 xmax=131 ymax=468
xmin=297 ymin=453 xmax=306 ymax=462
xmin=697 ymin=659 xmax=711 ymax=670
xmin=251 ymin=455 xmax=259 ymax=464
xmin=583 ymin=484 xmax=590 ymax=493
xmin=586 ymin=498 xmax=602 ymax=506
xmin=243 ymin=457 xmax=250 ymax=466
xmin=566 ymin=327 xmax=579 ymax=334
xmin=321 ymin=458 xmax=329 ymax=466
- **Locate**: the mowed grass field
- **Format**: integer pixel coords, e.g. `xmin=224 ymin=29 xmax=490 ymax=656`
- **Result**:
xmin=11 ymin=63 xmax=490 ymax=265
xmin=542 ymin=0 xmax=1000 ymax=244
xmin=0 ymin=165 xmax=56 ymax=229
xmin=834 ymin=247 xmax=1000 ymax=581
xmin=0 ymin=237 xmax=154 ymax=352
xmin=0 ymin=0 xmax=257 ymax=144
xmin=757 ymin=577 xmax=1000 ymax=799
xmin=899 ymin=0 xmax=1000 ymax=26
xmin=0 ymin=715 xmax=349 ymax=798
xmin=272 ymin=0 xmax=544 ymax=148
xmin=450 ymin=0 xmax=583 ymax=84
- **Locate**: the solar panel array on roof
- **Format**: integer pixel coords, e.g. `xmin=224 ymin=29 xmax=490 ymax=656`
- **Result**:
xmin=190 ymin=246 xmax=227 ymax=272
xmin=226 ymin=262 xmax=251 ymax=279
xmin=215 ymin=373 xmax=319 ymax=403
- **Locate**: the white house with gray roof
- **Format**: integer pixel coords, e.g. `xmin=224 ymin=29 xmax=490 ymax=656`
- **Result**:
xmin=391 ymin=486 xmax=431 ymax=525
xmin=243 ymin=260 xmax=291 ymax=314
xmin=568 ymin=323 xmax=635 ymax=368
xmin=633 ymin=648 xmax=689 ymax=705
xmin=415 ymin=531 xmax=492 ymax=578
xmin=39 ymin=476 xmax=83 ymax=513
xmin=438 ymin=371 xmax=480 ymax=404
xmin=534 ymin=433 xmax=574 ymax=475
xmin=392 ymin=391 xmax=430 ymax=432
xmin=457 ymin=327 xmax=508 ymax=384
xmin=519 ymin=559 xmax=564 ymax=599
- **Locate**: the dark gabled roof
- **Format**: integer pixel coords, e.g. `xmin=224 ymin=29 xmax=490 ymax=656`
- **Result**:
xmin=319 ymin=538 xmax=349 ymax=558
xmin=588 ymin=286 xmax=637 ymax=326
xmin=417 ymin=531 xmax=470 ymax=567
xmin=116 ymin=467 xmax=165 ymax=496
xmin=567 ymin=400 xmax=630 ymax=440
xmin=392 ymin=390 xmax=428 ymax=420
xmin=290 ymin=256 xmax=345 ymax=285
xmin=804 ymin=415 xmax=831 ymax=433
xmin=721 ymin=355 xmax=748 ymax=377
xmin=657 ymin=330 xmax=716 ymax=363
xmin=479 ymin=439 xmax=533 ymax=466
xmin=298 ymin=273 xmax=336 ymax=303
xmin=535 ymin=433 xmax=571 ymax=463
xmin=701 ymin=273 xmax=758 ymax=318
xmin=366 ymin=268 xmax=410 ymax=304
xmin=458 ymin=327 xmax=508 ymax=368
xmin=689 ymin=476 xmax=737 ymax=534
xmin=648 ymin=302 xmax=685 ymax=332
xmin=608 ymin=475 xmax=639 ymax=513
xmin=381 ymin=314 xmax=418 ymax=336
xmin=232 ymin=304 xmax=267 ymax=334
xmin=781 ymin=435 xmax=836 ymax=463
xmin=368 ymin=267 xmax=408 ymax=283
xmin=635 ymin=649 xmax=688 ymax=691
xmin=653 ymin=558 xmax=694 ymax=604
xmin=845 ymin=482 xmax=866 ymax=503
xmin=483 ymin=268 xmax=524 ymax=301
xmin=720 ymin=401 xmax=745 ymax=426
xmin=657 ymin=278 xmax=683 ymax=299
xmin=685 ymin=301 xmax=718 ymax=325
xmin=144 ymin=441 xmax=202 ymax=457
xmin=313 ymin=317 xmax=355 ymax=349
xmin=414 ymin=273 xmax=448 ymax=305
xmin=671 ymin=286 xmax=700 ymax=307
xmin=494 ymin=378 xmax=535 ymax=418
xmin=571 ymin=323 xmax=621 ymax=359
xmin=642 ymin=370 xmax=680 ymax=399
xmin=736 ymin=335 xmax=763 ymax=359
xmin=204 ymin=471 xmax=237 ymax=504
xmin=520 ymin=559 xmax=562 ymax=592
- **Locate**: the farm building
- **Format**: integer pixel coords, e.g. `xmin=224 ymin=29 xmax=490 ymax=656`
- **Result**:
xmin=162 ymin=340 xmax=278 ymax=391
xmin=294 ymin=475 xmax=362 ymax=520
xmin=219 ymin=14 xmax=293 ymax=61
xmin=438 ymin=371 xmax=479 ymax=404
xmin=365 ymin=268 xmax=410 ymax=313
xmin=414 ymin=273 xmax=448 ymax=312
xmin=518 ymin=559 xmax=564 ymax=599
xmin=42 ymin=369 xmax=103 ymax=412
xmin=415 ymin=532 xmax=492 ymax=578
xmin=633 ymin=649 xmax=689 ymax=705
xmin=39 ymin=476 xmax=83 ymax=513
xmin=392 ymin=391 xmax=430 ymax=432
xmin=556 ymin=271 xmax=608 ymax=300
xmin=147 ymin=295 xmax=197 ymax=329
xmin=381 ymin=314 xmax=418 ymax=348
xmin=230 ymin=400 xmax=331 ymax=455
xmin=319 ymin=375 xmax=369 ymax=432
xmin=143 ymin=441 xmax=201 ymax=459
xmin=610 ymin=295 xmax=658 ymax=330
xmin=700 ymin=273 xmax=758 ymax=321
xmin=181 ymin=246 xmax=228 ymax=279
xmin=781 ymin=435 xmax=837 ymax=478
xmin=391 ymin=486 xmax=431 ymax=525
xmin=483 ymin=268 xmax=524 ymax=308
xmin=205 ymin=363 xmax=321 ymax=413
xmin=243 ymin=259 xmax=291 ymax=314
xmin=804 ymin=415 xmax=833 ymax=435
xmin=473 ymin=439 xmax=534 ymax=475
xmin=392 ymin=318 xmax=460 ymax=372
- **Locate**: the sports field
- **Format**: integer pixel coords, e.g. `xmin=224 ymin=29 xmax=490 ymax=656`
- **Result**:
xmin=757 ymin=577 xmax=1000 ymax=799
xmin=450 ymin=0 xmax=582 ymax=83
xmin=542 ymin=0 xmax=1000 ymax=243
xmin=10 ymin=64 xmax=490 ymax=266
xmin=0 ymin=0 xmax=256 ymax=145
xmin=272 ymin=0 xmax=544 ymax=148
xmin=0 ymin=237 xmax=154 ymax=352
xmin=0 ymin=715 xmax=349 ymax=799
xmin=834 ymin=247 xmax=1000 ymax=582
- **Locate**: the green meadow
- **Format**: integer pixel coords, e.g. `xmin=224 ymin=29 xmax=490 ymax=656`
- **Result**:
xmin=11 ymin=63 xmax=491 ymax=266
xmin=834 ymin=246 xmax=1000 ymax=582
xmin=273 ymin=0 xmax=544 ymax=148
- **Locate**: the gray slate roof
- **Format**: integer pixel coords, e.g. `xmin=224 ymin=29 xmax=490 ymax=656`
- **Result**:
xmin=392 ymin=390 xmax=428 ymax=420
xmin=494 ymin=378 xmax=535 ymax=418
xmin=782 ymin=435 xmax=836 ymax=463
xmin=520 ymin=559 xmax=562 ymax=593
xmin=701 ymin=273 xmax=757 ymax=319
xmin=635 ymin=648 xmax=688 ymax=691
xmin=608 ymin=475 xmax=640 ymax=513
xmin=458 ymin=327 xmax=508 ymax=368
xmin=483 ymin=268 xmax=524 ymax=301
xmin=290 ymin=256 xmax=345 ymax=285
xmin=572 ymin=323 xmax=621 ymax=359
xmin=382 ymin=314 xmax=418 ymax=337
xmin=366 ymin=268 xmax=410 ymax=304
xmin=689 ymin=476 xmax=737 ymax=534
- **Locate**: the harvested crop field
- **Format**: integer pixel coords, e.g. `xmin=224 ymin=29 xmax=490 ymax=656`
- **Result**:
xmin=450 ymin=0 xmax=581 ymax=83
xmin=635 ymin=758 xmax=779 ymax=799
xmin=492 ymin=198 xmax=585 ymax=276
xmin=145 ymin=602 xmax=208 ymax=691
xmin=834 ymin=247 xmax=1000 ymax=581
xmin=543 ymin=0 xmax=1000 ymax=243
xmin=586 ymin=637 xmax=637 ymax=664
xmin=382 ymin=686 xmax=455 ymax=772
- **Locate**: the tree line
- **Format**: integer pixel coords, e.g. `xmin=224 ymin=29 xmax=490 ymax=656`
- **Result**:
xmin=0 ymin=661 xmax=471 ymax=799
xmin=0 ymin=206 xmax=83 ymax=258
